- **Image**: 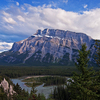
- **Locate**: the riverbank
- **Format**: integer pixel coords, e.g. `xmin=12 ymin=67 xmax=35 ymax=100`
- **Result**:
xmin=22 ymin=75 xmax=67 ymax=87
xmin=11 ymin=78 xmax=57 ymax=98
xmin=11 ymin=75 xmax=69 ymax=98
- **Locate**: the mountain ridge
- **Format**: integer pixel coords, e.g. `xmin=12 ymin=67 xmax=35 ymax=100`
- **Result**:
xmin=0 ymin=29 xmax=97 ymax=66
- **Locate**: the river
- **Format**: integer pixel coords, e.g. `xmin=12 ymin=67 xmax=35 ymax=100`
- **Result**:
xmin=11 ymin=77 xmax=57 ymax=98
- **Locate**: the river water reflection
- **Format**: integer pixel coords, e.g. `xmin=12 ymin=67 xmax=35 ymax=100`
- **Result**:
xmin=11 ymin=77 xmax=57 ymax=98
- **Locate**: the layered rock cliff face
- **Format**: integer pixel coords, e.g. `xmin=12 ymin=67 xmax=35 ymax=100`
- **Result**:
xmin=0 ymin=29 xmax=96 ymax=65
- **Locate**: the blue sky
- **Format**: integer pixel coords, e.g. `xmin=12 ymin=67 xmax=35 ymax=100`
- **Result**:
xmin=0 ymin=0 xmax=100 ymax=52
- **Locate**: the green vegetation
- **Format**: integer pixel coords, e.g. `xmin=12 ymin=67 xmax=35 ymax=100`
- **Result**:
xmin=22 ymin=77 xmax=43 ymax=87
xmin=25 ymin=82 xmax=42 ymax=87
xmin=0 ymin=75 xmax=54 ymax=100
xmin=1 ymin=43 xmax=100 ymax=100
xmin=38 ymin=76 xmax=66 ymax=86
xmin=22 ymin=76 xmax=66 ymax=87
xmin=0 ymin=86 xmax=7 ymax=100
xmin=0 ymin=65 xmax=78 ymax=78
xmin=52 ymin=86 xmax=71 ymax=100
xmin=22 ymin=77 xmax=36 ymax=82
xmin=13 ymin=82 xmax=49 ymax=100
xmin=51 ymin=43 xmax=100 ymax=100
xmin=94 ymin=40 xmax=100 ymax=67
xmin=68 ymin=43 xmax=99 ymax=100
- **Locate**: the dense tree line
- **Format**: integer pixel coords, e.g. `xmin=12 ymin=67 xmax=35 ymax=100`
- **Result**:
xmin=0 ymin=65 xmax=78 ymax=78
xmin=52 ymin=86 xmax=71 ymax=100
xmin=0 ymin=86 xmax=7 ymax=100
xmin=38 ymin=76 xmax=66 ymax=86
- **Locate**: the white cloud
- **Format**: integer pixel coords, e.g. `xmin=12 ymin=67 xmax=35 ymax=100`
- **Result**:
xmin=84 ymin=4 xmax=88 ymax=8
xmin=3 ymin=17 xmax=17 ymax=24
xmin=49 ymin=1 xmax=57 ymax=7
xmin=21 ymin=6 xmax=25 ymax=10
xmin=63 ymin=0 xmax=68 ymax=4
xmin=17 ymin=15 xmax=25 ymax=22
xmin=32 ymin=1 xmax=40 ymax=4
xmin=0 ymin=42 xmax=13 ymax=53
xmin=16 ymin=2 xmax=19 ymax=6
xmin=2 ymin=11 xmax=10 ymax=16
xmin=1 ymin=4 xmax=100 ymax=40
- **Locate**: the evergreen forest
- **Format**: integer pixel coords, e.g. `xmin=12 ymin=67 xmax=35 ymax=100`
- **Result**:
xmin=1 ymin=42 xmax=100 ymax=100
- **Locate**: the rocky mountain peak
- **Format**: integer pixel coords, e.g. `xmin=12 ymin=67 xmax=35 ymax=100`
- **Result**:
xmin=0 ymin=29 xmax=96 ymax=66
xmin=34 ymin=29 xmax=92 ymax=41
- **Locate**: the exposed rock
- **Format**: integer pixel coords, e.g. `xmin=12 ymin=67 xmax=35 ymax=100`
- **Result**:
xmin=1 ymin=78 xmax=9 ymax=92
xmin=0 ymin=78 xmax=16 ymax=96
xmin=9 ymin=85 xmax=16 ymax=95
xmin=0 ymin=29 xmax=96 ymax=66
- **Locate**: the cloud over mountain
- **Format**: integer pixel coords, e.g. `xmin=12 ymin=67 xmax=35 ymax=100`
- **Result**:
xmin=0 ymin=42 xmax=13 ymax=53
xmin=0 ymin=3 xmax=100 ymax=40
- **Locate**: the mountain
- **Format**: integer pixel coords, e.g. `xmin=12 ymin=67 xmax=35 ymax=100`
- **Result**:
xmin=0 ymin=29 xmax=97 ymax=66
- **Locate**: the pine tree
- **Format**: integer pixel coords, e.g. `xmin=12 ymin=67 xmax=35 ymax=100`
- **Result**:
xmin=0 ymin=86 xmax=7 ymax=100
xmin=94 ymin=40 xmax=100 ymax=97
xmin=14 ymin=83 xmax=22 ymax=94
xmin=30 ymin=83 xmax=37 ymax=100
xmin=94 ymin=40 xmax=100 ymax=67
xmin=68 ymin=43 xmax=99 ymax=100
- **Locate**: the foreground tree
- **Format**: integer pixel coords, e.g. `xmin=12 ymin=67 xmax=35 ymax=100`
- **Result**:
xmin=94 ymin=40 xmax=100 ymax=96
xmin=68 ymin=43 xmax=99 ymax=100
xmin=52 ymin=86 xmax=71 ymax=100
xmin=94 ymin=40 xmax=100 ymax=67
